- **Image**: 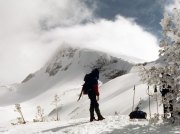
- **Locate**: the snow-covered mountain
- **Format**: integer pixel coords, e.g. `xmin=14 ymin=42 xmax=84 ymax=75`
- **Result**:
xmin=0 ymin=46 xmax=133 ymax=106
xmin=0 ymin=46 xmax=162 ymax=129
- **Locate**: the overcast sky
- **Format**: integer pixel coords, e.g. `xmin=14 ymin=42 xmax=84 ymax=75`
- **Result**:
xmin=0 ymin=0 xmax=178 ymax=84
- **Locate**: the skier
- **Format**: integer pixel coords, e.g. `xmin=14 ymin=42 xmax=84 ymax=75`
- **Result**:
xmin=78 ymin=68 xmax=105 ymax=122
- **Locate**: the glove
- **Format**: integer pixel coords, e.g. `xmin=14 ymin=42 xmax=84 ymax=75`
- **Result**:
xmin=97 ymin=96 xmax=99 ymax=101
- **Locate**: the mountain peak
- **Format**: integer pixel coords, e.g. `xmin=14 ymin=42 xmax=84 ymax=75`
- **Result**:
xmin=43 ymin=46 xmax=133 ymax=82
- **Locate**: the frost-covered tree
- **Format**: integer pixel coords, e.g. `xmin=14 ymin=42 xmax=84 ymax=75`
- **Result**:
xmin=34 ymin=106 xmax=44 ymax=122
xmin=52 ymin=94 xmax=60 ymax=121
xmin=140 ymin=9 xmax=180 ymax=123
xmin=14 ymin=104 xmax=26 ymax=124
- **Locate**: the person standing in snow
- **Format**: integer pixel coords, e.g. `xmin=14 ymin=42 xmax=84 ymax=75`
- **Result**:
xmin=78 ymin=68 xmax=105 ymax=122
xmin=88 ymin=69 xmax=105 ymax=122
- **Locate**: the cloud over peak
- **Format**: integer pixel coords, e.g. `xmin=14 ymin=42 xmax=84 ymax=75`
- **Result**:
xmin=0 ymin=0 xmax=160 ymax=84
xmin=42 ymin=16 xmax=159 ymax=61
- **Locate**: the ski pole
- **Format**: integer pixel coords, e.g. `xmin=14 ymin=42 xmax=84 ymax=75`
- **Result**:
xmin=147 ymin=86 xmax=151 ymax=119
xmin=77 ymin=89 xmax=83 ymax=102
xmin=132 ymin=85 xmax=135 ymax=111
xmin=154 ymin=85 xmax=159 ymax=115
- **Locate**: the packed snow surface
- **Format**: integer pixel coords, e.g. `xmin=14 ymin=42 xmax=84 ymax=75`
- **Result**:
xmin=0 ymin=116 xmax=179 ymax=134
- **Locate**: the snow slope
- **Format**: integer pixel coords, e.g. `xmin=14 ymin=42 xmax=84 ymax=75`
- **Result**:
xmin=0 ymin=46 xmax=164 ymax=132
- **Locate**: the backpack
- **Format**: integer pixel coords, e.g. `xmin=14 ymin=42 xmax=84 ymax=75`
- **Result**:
xmin=129 ymin=110 xmax=147 ymax=119
xmin=82 ymin=74 xmax=93 ymax=94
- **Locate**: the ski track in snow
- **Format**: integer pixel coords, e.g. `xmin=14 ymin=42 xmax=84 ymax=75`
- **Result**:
xmin=0 ymin=116 xmax=180 ymax=134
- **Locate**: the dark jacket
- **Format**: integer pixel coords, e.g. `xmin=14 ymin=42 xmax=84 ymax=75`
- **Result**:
xmin=83 ymin=73 xmax=99 ymax=96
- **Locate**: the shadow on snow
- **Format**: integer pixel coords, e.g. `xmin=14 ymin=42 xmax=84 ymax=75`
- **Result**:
xmin=41 ymin=121 xmax=89 ymax=133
